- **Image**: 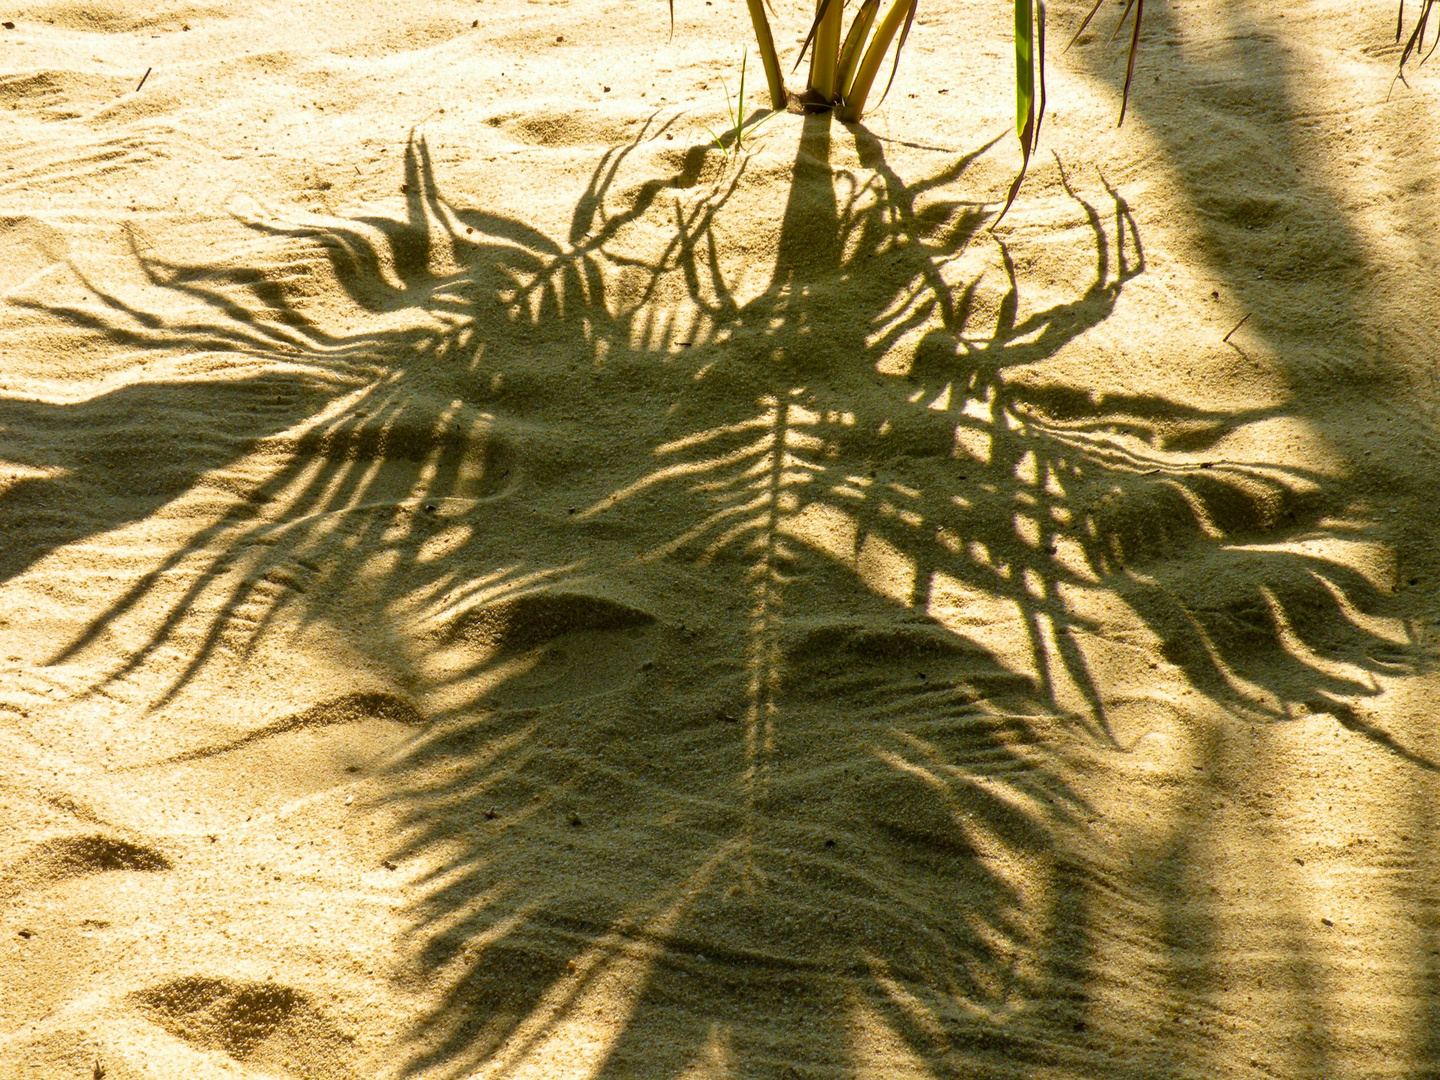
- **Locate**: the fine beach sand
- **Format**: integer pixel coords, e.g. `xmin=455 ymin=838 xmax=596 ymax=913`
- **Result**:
xmin=3 ymin=1 xmax=1440 ymax=1076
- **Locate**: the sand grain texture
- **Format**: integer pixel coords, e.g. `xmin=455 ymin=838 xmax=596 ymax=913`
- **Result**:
xmin=3 ymin=0 xmax=1440 ymax=1077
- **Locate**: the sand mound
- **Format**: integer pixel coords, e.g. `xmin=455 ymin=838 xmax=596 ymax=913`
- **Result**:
xmin=151 ymin=692 xmax=425 ymax=766
xmin=439 ymin=592 xmax=656 ymax=652
xmin=132 ymin=976 xmax=358 ymax=1079
xmin=3 ymin=833 xmax=171 ymax=897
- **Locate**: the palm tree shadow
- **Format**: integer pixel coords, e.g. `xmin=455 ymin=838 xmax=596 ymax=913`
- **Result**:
xmin=25 ymin=115 xmax=1426 ymax=1078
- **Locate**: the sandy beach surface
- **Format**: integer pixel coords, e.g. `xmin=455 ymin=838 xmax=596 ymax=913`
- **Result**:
xmin=3 ymin=0 xmax=1440 ymax=1076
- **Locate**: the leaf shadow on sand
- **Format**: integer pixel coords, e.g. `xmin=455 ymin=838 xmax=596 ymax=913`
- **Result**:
xmin=20 ymin=111 xmax=1429 ymax=1077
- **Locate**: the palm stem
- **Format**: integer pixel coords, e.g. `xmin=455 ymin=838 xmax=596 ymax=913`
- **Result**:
xmin=809 ymin=0 xmax=845 ymax=101
xmin=836 ymin=0 xmax=912 ymax=121
xmin=743 ymin=0 xmax=788 ymax=109
xmin=836 ymin=0 xmax=882 ymax=100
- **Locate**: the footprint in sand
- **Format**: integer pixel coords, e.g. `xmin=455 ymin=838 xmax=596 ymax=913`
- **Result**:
xmin=1 ymin=833 xmax=170 ymax=897
xmin=428 ymin=591 xmax=658 ymax=709
xmin=130 ymin=976 xmax=358 ymax=1080
xmin=128 ymin=692 xmax=427 ymax=819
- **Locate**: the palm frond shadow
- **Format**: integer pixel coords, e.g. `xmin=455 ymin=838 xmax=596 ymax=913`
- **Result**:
xmin=0 ymin=373 xmax=342 ymax=587
xmin=28 ymin=117 xmax=1422 ymax=1076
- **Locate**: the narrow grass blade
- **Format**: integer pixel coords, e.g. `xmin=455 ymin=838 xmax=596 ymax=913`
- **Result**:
xmin=1392 ymin=0 xmax=1439 ymax=96
xmin=1064 ymin=0 xmax=1104 ymax=53
xmin=1035 ymin=1 xmax=1047 ymax=146
xmin=1398 ymin=0 xmax=1437 ymax=71
xmin=704 ymin=125 xmax=731 ymax=159
xmin=711 ymin=51 xmax=772 ymax=156
xmin=794 ymin=0 xmax=842 ymax=72
xmin=872 ymin=0 xmax=917 ymax=108
xmin=736 ymin=49 xmax=750 ymax=146
xmin=992 ymin=0 xmax=1045 ymax=227
xmin=1014 ymin=0 xmax=1035 ymax=142
xmin=1109 ymin=0 xmax=1137 ymax=42
xmin=1117 ymin=0 xmax=1144 ymax=126
xmin=1067 ymin=0 xmax=1146 ymax=123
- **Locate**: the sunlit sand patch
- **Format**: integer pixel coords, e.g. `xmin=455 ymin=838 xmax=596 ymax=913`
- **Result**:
xmin=0 ymin=459 xmax=68 ymax=495
xmin=923 ymin=571 xmax=1040 ymax=687
xmin=672 ymin=1025 xmax=736 ymax=1080
xmin=846 ymin=988 xmax=940 ymax=1079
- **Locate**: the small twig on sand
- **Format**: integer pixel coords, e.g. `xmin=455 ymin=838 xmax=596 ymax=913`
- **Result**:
xmin=1222 ymin=312 xmax=1252 ymax=343
xmin=135 ymin=67 xmax=151 ymax=93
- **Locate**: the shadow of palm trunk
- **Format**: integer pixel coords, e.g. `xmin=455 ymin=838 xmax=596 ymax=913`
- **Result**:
xmin=1049 ymin=4 xmax=1437 ymax=1075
